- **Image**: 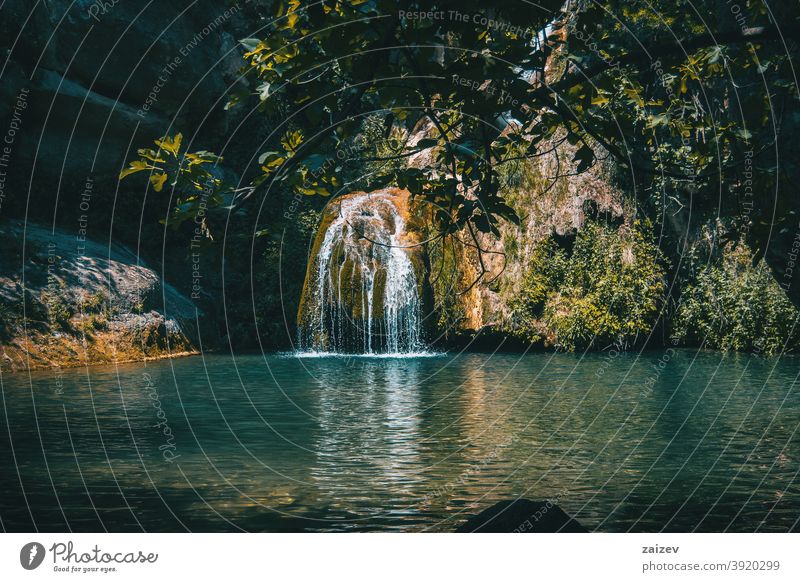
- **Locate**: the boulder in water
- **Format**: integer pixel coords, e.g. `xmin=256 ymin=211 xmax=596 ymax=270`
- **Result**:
xmin=456 ymin=499 xmax=587 ymax=533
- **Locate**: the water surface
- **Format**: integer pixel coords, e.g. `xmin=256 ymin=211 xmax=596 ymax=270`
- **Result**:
xmin=1 ymin=350 xmax=798 ymax=532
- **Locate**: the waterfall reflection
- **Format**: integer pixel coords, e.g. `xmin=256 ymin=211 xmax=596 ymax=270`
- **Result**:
xmin=310 ymin=358 xmax=424 ymax=510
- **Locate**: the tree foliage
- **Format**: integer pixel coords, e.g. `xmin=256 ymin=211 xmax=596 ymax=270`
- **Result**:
xmin=120 ymin=0 xmax=798 ymax=279
xmin=672 ymin=242 xmax=800 ymax=354
xmin=509 ymin=220 xmax=667 ymax=350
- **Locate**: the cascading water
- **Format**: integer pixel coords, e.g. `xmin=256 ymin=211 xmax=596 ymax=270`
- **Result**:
xmin=298 ymin=190 xmax=425 ymax=354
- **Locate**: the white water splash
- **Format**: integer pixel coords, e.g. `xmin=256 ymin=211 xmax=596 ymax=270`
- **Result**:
xmin=300 ymin=192 xmax=424 ymax=354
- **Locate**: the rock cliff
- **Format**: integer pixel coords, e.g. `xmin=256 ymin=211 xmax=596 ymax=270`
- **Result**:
xmin=0 ymin=221 xmax=199 ymax=371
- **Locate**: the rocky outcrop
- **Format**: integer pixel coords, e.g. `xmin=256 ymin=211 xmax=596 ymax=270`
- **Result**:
xmin=0 ymin=221 xmax=200 ymax=371
xmin=461 ymin=136 xmax=624 ymax=333
xmin=456 ymin=499 xmax=587 ymax=532
xmin=0 ymin=1 xmax=264 ymax=361
xmin=0 ymin=0 xmax=251 ymax=219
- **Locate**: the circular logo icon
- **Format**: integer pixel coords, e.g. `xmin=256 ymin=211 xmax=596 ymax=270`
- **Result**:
xmin=20 ymin=542 xmax=46 ymax=570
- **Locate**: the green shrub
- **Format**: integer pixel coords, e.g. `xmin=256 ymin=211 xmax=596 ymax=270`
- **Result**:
xmin=429 ymin=237 xmax=467 ymax=336
xmin=672 ymin=243 xmax=800 ymax=354
xmin=80 ymin=292 xmax=107 ymax=314
xmin=23 ymin=290 xmax=48 ymax=322
xmin=76 ymin=291 xmax=111 ymax=339
xmin=510 ymin=220 xmax=667 ymax=350
xmin=76 ymin=312 xmax=109 ymax=335
xmin=507 ymin=238 xmax=566 ymax=336
xmin=543 ymin=294 xmax=608 ymax=350
xmin=40 ymin=288 xmax=73 ymax=331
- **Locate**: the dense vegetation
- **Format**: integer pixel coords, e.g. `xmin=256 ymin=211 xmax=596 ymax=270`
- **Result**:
xmin=114 ymin=0 xmax=800 ymax=353
xmin=508 ymin=220 xmax=667 ymax=350
xmin=673 ymin=243 xmax=800 ymax=355
xmin=123 ymin=1 xmax=797 ymax=253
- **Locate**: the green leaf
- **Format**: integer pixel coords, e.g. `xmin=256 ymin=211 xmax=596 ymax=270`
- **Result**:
xmin=119 ymin=160 xmax=150 ymax=180
xmin=239 ymin=38 xmax=261 ymax=52
xmin=258 ymin=151 xmax=280 ymax=165
xmin=257 ymin=81 xmax=271 ymax=101
xmin=150 ymin=173 xmax=168 ymax=192
xmin=155 ymin=134 xmax=183 ymax=157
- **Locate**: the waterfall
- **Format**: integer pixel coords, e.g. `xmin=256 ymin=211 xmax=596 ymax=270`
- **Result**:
xmin=299 ymin=191 xmax=424 ymax=354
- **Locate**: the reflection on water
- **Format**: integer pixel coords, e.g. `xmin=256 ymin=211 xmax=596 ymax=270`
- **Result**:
xmin=0 ymin=350 xmax=798 ymax=532
xmin=311 ymin=360 xmax=425 ymax=527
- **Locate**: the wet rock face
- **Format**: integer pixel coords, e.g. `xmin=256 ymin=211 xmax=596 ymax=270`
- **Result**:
xmin=0 ymin=1 xmax=259 ymax=359
xmin=0 ymin=221 xmax=200 ymax=371
xmin=0 ymin=0 xmax=246 ymax=208
xmin=297 ymin=188 xmax=432 ymax=354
